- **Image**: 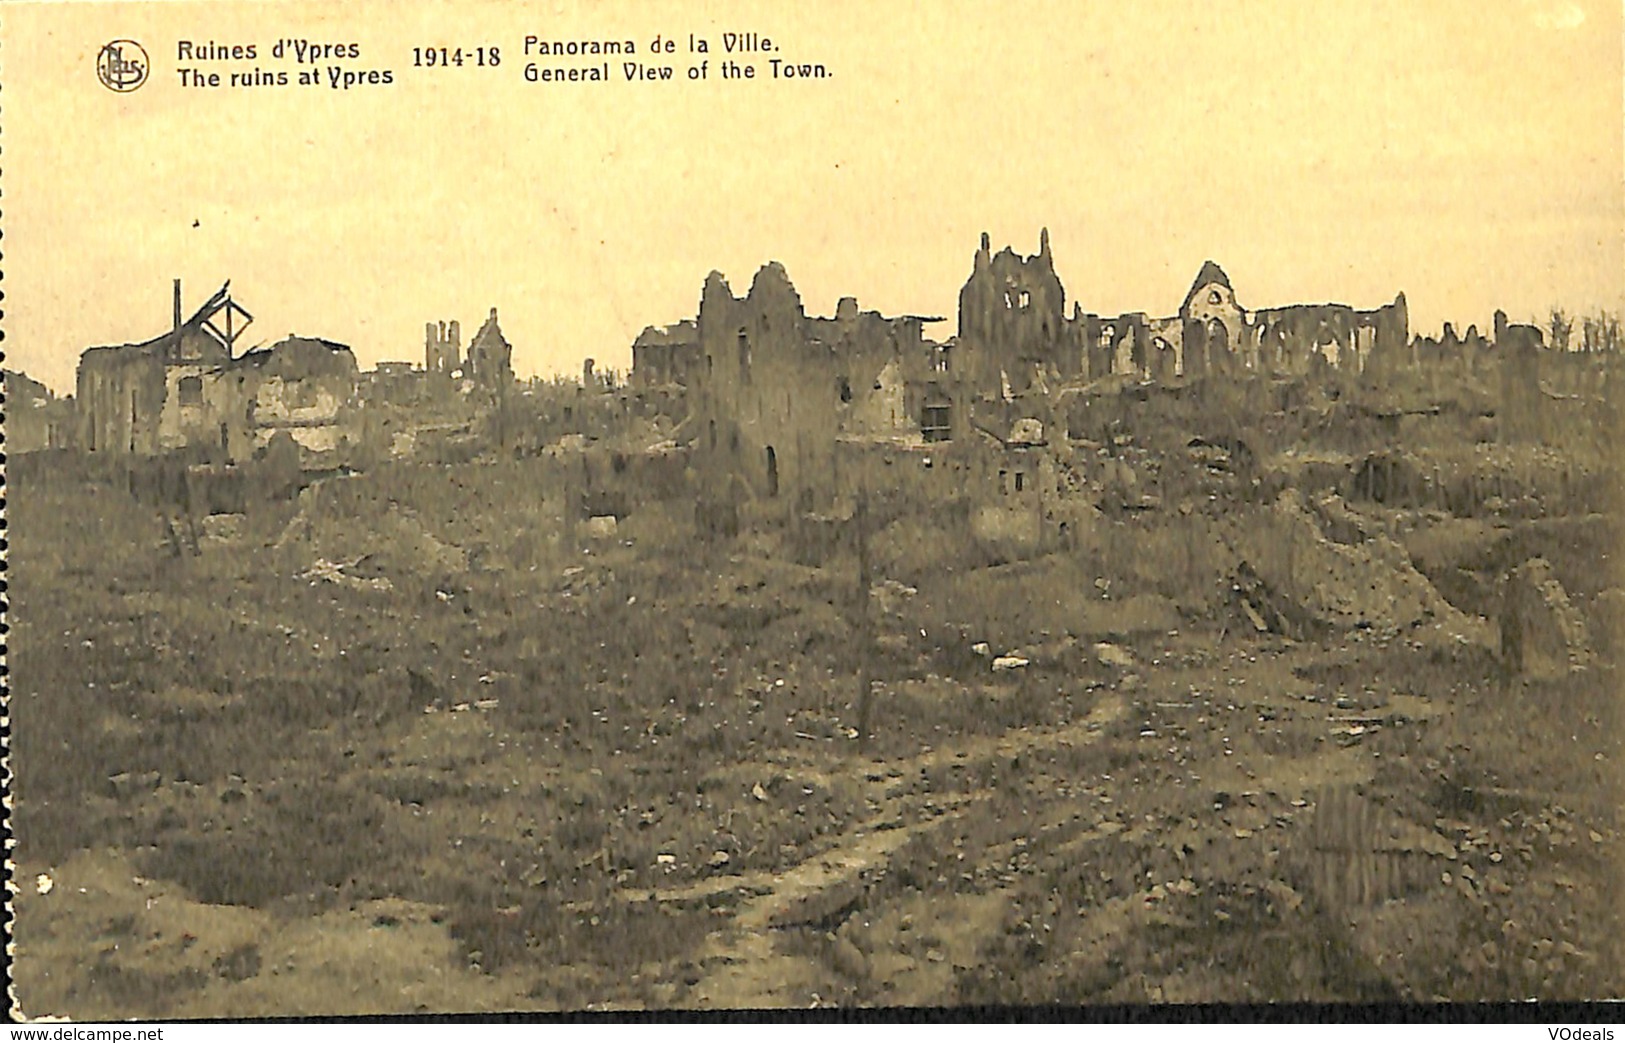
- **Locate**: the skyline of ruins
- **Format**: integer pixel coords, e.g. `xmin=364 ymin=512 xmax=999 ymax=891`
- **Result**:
xmin=5 ymin=0 xmax=1620 ymax=392
xmin=13 ymin=234 xmax=1623 ymax=399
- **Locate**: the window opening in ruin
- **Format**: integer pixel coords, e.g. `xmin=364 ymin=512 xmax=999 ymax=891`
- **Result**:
xmin=1015 ymin=471 xmax=1026 ymax=492
xmin=765 ymin=446 xmax=779 ymax=497
xmin=178 ymin=375 xmax=203 ymax=407
xmin=999 ymin=469 xmax=1008 ymax=494
xmin=921 ymin=404 xmax=952 ymax=443
xmin=1209 ymin=289 xmax=1223 ymax=305
xmin=839 ymin=377 xmax=852 ymax=403
xmin=737 ymin=329 xmax=751 ymax=382
xmin=706 ymin=354 xmax=713 ymax=374
xmin=1019 ymin=290 xmax=1031 ymax=308
xmin=709 ymin=419 xmax=717 ymax=449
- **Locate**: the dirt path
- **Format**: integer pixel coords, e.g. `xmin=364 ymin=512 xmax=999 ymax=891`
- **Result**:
xmin=653 ymin=689 xmax=1129 ymax=1007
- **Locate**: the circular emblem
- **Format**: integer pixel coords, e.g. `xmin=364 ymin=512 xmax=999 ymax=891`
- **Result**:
xmin=97 ymin=39 xmax=149 ymax=92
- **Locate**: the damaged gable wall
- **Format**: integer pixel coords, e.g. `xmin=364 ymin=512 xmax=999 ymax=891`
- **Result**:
xmin=466 ymin=308 xmax=515 ymax=390
xmin=957 ymin=230 xmax=1079 ymax=395
xmin=1179 ymin=261 xmax=1248 ymax=374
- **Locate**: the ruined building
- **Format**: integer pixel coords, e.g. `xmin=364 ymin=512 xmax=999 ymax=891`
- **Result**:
xmin=683 ymin=262 xmax=947 ymax=511
xmin=1081 ymin=260 xmax=1409 ymax=382
xmin=635 ymin=233 xmax=1571 ymax=560
xmin=228 ymin=337 xmax=361 ymax=454
xmin=950 ymin=233 xmax=1409 ymax=391
xmin=465 ymin=308 xmax=514 ymax=390
xmin=630 ymin=320 xmax=702 ymax=389
xmin=957 ymin=229 xmax=1083 ymax=395
xmin=79 ymin=281 xmax=251 ymax=455
xmin=1412 ymin=322 xmax=1493 ymax=374
xmin=77 ymin=280 xmax=358 ymax=459
xmin=1248 ymin=289 xmax=1409 ymax=379
xmin=425 ymin=320 xmax=462 ymax=375
xmin=3 ymin=369 xmax=76 ymax=452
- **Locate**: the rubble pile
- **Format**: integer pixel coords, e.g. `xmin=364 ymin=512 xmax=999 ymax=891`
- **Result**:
xmin=275 ymin=476 xmax=469 ymax=579
xmin=1232 ymin=489 xmax=1480 ymax=638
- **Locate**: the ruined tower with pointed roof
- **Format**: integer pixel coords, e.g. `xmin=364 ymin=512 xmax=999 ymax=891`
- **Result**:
xmin=465 ymin=307 xmax=514 ymax=390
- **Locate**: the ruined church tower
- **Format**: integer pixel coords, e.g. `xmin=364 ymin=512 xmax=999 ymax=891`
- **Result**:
xmin=425 ymin=320 xmax=461 ymax=374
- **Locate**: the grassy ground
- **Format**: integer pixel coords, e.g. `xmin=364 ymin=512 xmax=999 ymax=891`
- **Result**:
xmin=8 ymin=459 xmax=1621 ymax=1016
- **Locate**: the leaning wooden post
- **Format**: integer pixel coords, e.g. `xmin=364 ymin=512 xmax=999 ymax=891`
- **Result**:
xmin=854 ymin=489 xmax=874 ymax=752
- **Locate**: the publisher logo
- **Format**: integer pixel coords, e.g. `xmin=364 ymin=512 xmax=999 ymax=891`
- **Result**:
xmin=97 ymin=40 xmax=149 ymax=92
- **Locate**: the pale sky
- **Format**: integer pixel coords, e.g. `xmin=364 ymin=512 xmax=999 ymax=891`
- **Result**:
xmin=5 ymin=0 xmax=1621 ymax=392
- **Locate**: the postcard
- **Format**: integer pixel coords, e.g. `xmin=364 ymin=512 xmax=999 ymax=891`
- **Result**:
xmin=4 ymin=0 xmax=1622 ymax=1018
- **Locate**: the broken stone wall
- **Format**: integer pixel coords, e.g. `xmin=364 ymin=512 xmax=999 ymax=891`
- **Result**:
xmin=1079 ymin=312 xmax=1182 ymax=382
xmin=690 ymin=264 xmax=836 ymax=512
xmin=153 ymin=361 xmax=255 ymax=460
xmin=966 ymin=444 xmax=1072 ymax=558
xmin=77 ymin=344 xmax=168 ymax=454
xmin=1252 ymin=304 xmax=1359 ymax=376
xmin=630 ymin=320 xmax=701 ymax=389
xmin=1500 ymin=557 xmax=1593 ymax=680
xmin=691 ymin=264 xmax=942 ymax=518
xmin=832 ymin=438 xmax=968 ymax=509
xmin=1359 ymin=293 xmax=1411 ymax=381
xmin=834 ymin=356 xmax=913 ymax=440
xmin=1498 ymin=320 xmax=1545 ymax=445
xmin=235 ymin=338 xmax=361 ymax=460
xmin=5 ymin=370 xmax=54 ymax=452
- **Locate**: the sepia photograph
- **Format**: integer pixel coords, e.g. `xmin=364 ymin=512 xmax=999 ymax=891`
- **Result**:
xmin=3 ymin=0 xmax=1622 ymax=1019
